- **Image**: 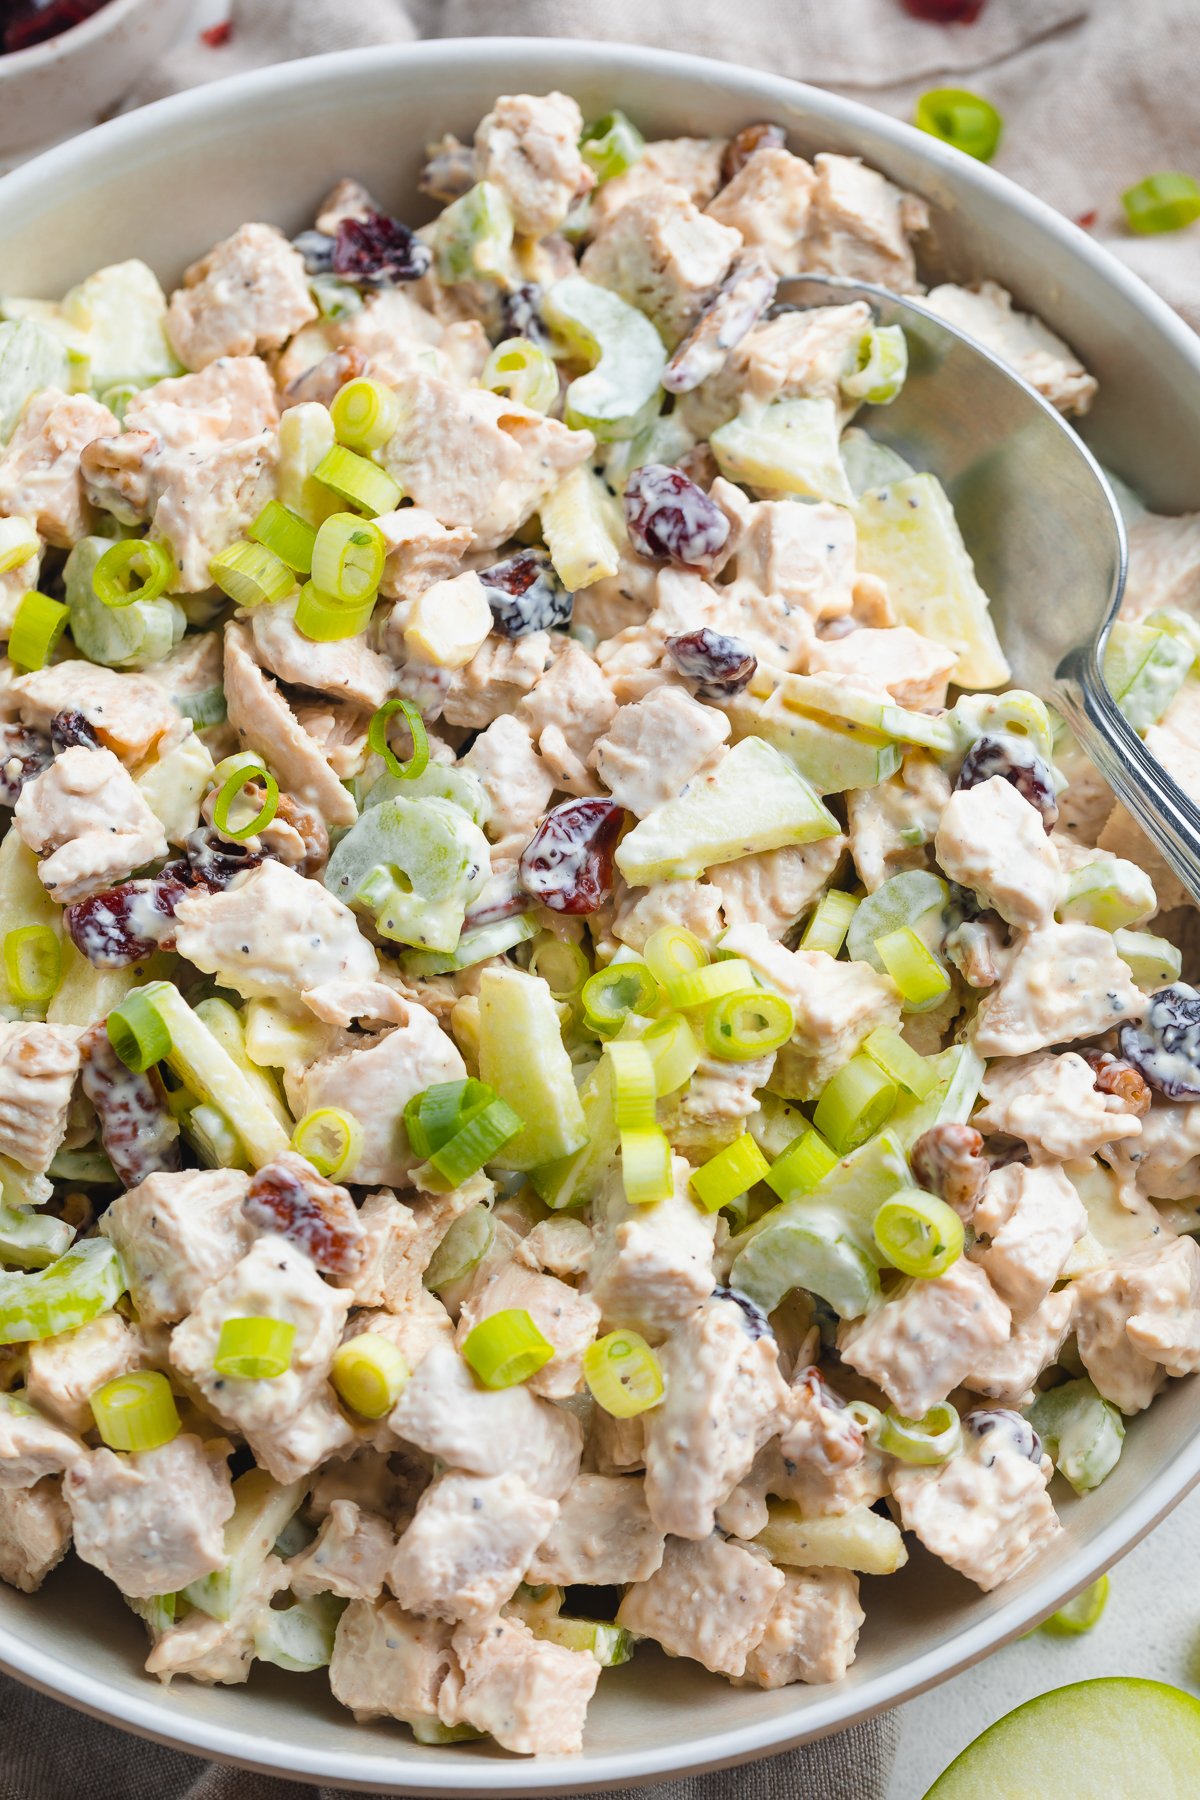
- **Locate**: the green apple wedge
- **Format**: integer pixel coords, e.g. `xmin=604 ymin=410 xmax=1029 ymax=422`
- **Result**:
xmin=925 ymin=1678 xmax=1200 ymax=1799
xmin=615 ymin=736 xmax=839 ymax=886
xmin=477 ymin=966 xmax=589 ymax=1172
xmin=724 ymin=686 xmax=902 ymax=794
xmin=743 ymin=667 xmax=958 ymax=753
xmin=711 ymin=396 xmax=854 ymax=505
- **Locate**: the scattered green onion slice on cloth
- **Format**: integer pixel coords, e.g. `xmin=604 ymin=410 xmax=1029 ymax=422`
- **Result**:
xmin=1122 ymin=172 xmax=1200 ymax=235
xmin=914 ymin=86 xmax=1003 ymax=162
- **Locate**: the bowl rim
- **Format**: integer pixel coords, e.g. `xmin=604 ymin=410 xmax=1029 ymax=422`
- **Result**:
xmin=0 ymin=0 xmax=155 ymax=74
xmin=2 ymin=34 xmax=1200 ymax=1793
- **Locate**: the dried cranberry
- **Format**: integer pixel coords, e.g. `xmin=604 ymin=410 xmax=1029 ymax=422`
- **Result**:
xmin=65 ymin=868 xmax=191 ymax=970
xmin=244 ymin=1153 xmax=364 ymax=1275
xmin=900 ymin=0 xmax=985 ymax=20
xmin=711 ymin=1284 xmax=772 ymax=1339
xmin=518 ymin=798 xmax=624 ymax=915
xmin=964 ymin=1408 xmax=1041 ymax=1463
xmin=1118 ymin=984 xmax=1200 ymax=1100
xmin=955 ymin=732 xmax=1058 ymax=831
xmin=185 ymin=826 xmax=265 ymax=891
xmin=497 ymin=282 xmax=551 ymax=349
xmin=480 ymin=549 xmax=573 ymax=637
xmin=720 ymin=122 xmax=787 ymax=188
xmin=79 ymin=1021 xmax=180 ymax=1189
xmin=332 ymin=211 xmax=431 ymax=286
xmin=1 ymin=0 xmax=110 ymax=54
xmin=200 ymin=18 xmax=232 ymax=46
xmin=0 ymin=723 xmax=51 ymax=807
xmin=624 ymin=464 xmax=731 ymax=570
xmin=665 ymin=627 xmax=757 ymax=700
xmin=50 ymin=709 xmax=100 ymax=753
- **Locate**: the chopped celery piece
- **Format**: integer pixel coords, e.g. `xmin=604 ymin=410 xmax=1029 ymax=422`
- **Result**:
xmin=1027 ymin=1377 xmax=1125 ymax=1494
xmin=1104 ymin=618 xmax=1193 ymax=733
xmin=0 ymin=1203 xmax=73 ymax=1271
xmin=854 ymin=473 xmax=1010 ymax=690
xmin=425 ymin=1204 xmax=495 ymax=1293
xmin=754 ymin=1500 xmax=908 ymax=1575
xmin=580 ymin=109 xmax=645 ymax=182
xmin=543 ymin=276 xmax=667 ymax=442
xmin=65 ymin=535 xmax=186 ymax=670
xmin=325 ymin=797 xmax=491 ymax=955
xmin=712 ymin=396 xmax=852 ymax=505
xmin=1146 ymin=605 xmax=1200 ymax=663
xmin=744 ymin=667 xmax=957 ymax=754
xmin=1058 ymin=858 xmax=1157 ymax=931
xmin=183 ymin=1469 xmax=305 ymax=1621
xmin=365 ymin=760 xmax=489 ymax=827
xmin=0 ymin=318 xmax=72 ymax=442
xmin=536 ymin=1614 xmax=635 ymax=1664
xmin=730 ymin=1207 xmax=880 ymax=1318
xmin=888 ymin=1042 xmax=986 ymax=1148
xmin=433 ymin=182 xmax=514 ymax=285
xmin=768 ymin=1126 xmax=910 ymax=1263
xmin=400 ymin=911 xmax=537 ymax=978
xmin=846 ymin=869 xmax=949 ymax=974
xmin=0 ymin=1238 xmax=125 ymax=1345
xmin=616 ymin=736 xmax=839 ymax=885
xmin=478 ymin=967 xmax=589 ymax=1170
xmin=254 ymin=1591 xmax=346 ymax=1671
xmin=729 ymin=686 xmax=901 ymax=793
xmin=946 ymin=689 xmax=1056 ymax=763
xmin=863 ymin=1026 xmax=940 ymax=1100
xmin=1039 ymin=1575 xmax=1109 ymax=1637
xmin=1113 ymin=926 xmax=1181 ymax=989
xmin=133 ymin=983 xmax=291 ymax=1168
xmin=530 ymin=1056 xmax=616 ymax=1212
xmin=539 ymin=464 xmax=624 ymax=589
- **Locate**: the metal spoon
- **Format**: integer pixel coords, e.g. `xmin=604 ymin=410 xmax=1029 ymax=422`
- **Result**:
xmin=777 ymin=273 xmax=1200 ymax=907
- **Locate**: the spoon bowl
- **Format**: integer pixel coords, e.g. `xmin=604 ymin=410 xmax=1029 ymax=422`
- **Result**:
xmin=778 ymin=273 xmax=1200 ymax=906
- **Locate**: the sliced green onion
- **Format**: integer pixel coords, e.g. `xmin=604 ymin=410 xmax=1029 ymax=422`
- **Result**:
xmin=480 ymin=339 xmax=560 ymax=413
xmin=424 ymin=1098 xmax=523 ymax=1187
xmin=580 ymin=110 xmax=646 ymax=182
xmin=330 ymin=377 xmax=402 ymax=452
xmin=211 ymin=761 xmax=279 ymax=842
xmin=877 ymin=1401 xmax=963 ymax=1465
xmin=704 ymin=989 xmax=794 ymax=1061
xmin=643 ymin=925 xmax=707 ymax=988
xmin=873 ymin=1186 xmax=964 ymax=1278
xmin=8 ymin=590 xmax=68 ymax=672
xmin=765 ymin=1127 xmax=840 ymax=1200
xmin=367 ymin=696 xmax=429 ymax=782
xmin=212 ymin=1316 xmax=296 ymax=1380
xmin=914 ymin=87 xmax=1003 ymax=162
xmin=813 ymin=1054 xmax=898 ymax=1156
xmin=583 ymin=1328 xmax=662 ymax=1417
xmin=249 ymin=500 xmax=316 ymax=574
xmin=605 ymin=1039 xmax=657 ymax=1132
xmin=619 ymin=1124 xmax=673 ymax=1206
xmin=404 ymin=1079 xmax=485 ymax=1160
xmin=93 ymin=537 xmax=174 ymax=608
xmin=313 ymin=444 xmax=402 ymax=517
xmin=1040 ymin=1575 xmax=1110 ymax=1637
xmin=462 ymin=1307 xmax=554 ymax=1389
xmin=862 ymin=1025 xmax=939 ymax=1100
xmin=1122 ymin=172 xmax=1200 ymax=236
xmin=842 ymin=324 xmax=908 ymax=407
xmin=1113 ymin=926 xmax=1182 ymax=989
xmin=582 ymin=962 xmax=661 ymax=1036
xmin=311 ymin=512 xmax=385 ymax=605
xmin=90 ymin=1369 xmax=180 ymax=1453
xmin=4 ymin=925 xmax=60 ymax=1005
xmin=665 ymin=958 xmax=755 ymax=1011
xmin=690 ymin=1133 xmax=771 ymax=1213
xmin=107 ymin=990 xmax=172 ymax=1073
xmin=424 ymin=1204 xmax=495 ymax=1293
xmin=643 ymin=1012 xmax=701 ymax=1096
xmin=330 ymin=1332 xmax=409 ymax=1418
xmin=799 ymin=890 xmax=859 ymax=957
xmin=294 ymin=579 xmax=376 ymax=642
xmin=874 ymin=925 xmax=951 ymax=1010
xmin=528 ymin=935 xmax=590 ymax=1001
xmin=208 ymin=537 xmax=295 ymax=609
xmin=0 ymin=517 xmax=38 ymax=575
xmin=291 ymin=1108 xmax=362 ymax=1180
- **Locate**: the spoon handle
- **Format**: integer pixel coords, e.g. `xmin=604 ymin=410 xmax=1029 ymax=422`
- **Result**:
xmin=1053 ymin=646 xmax=1200 ymax=909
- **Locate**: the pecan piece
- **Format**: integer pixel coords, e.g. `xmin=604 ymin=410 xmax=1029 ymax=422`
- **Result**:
xmin=243 ymin=1151 xmax=365 ymax=1275
xmin=78 ymin=1021 xmax=181 ymax=1189
xmin=910 ymin=1122 xmax=989 ymax=1217
xmin=662 ymin=250 xmax=778 ymax=394
xmin=1082 ymin=1049 xmax=1152 ymax=1117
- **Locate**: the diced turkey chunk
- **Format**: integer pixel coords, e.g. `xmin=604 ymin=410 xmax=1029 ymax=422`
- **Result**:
xmin=0 ymin=1478 xmax=72 ymax=1592
xmin=249 ymin=594 xmax=393 ymax=711
xmin=169 ymin=1235 xmax=352 ymax=1435
xmin=124 ymin=355 xmax=279 ymax=448
xmin=1122 ymin=509 xmax=1200 ymax=621
xmin=65 ymin=1434 xmax=234 ymax=1598
xmin=973 ymin=922 xmax=1145 ymax=1059
xmin=243 ymin=1385 xmax=356 ymax=1486
xmin=1073 ymin=1234 xmax=1200 ymax=1414
xmin=847 ymin=754 xmax=954 ymax=895
xmin=145 ymin=1554 xmax=288 ymax=1685
xmin=167 ymin=223 xmax=317 ymax=370
xmin=809 ymin=625 xmax=956 ymax=711
xmin=0 ymin=388 xmax=118 ymax=546
xmin=935 ymin=777 xmax=1063 ymax=929
xmin=1105 ymin=1102 xmax=1200 ymax=1204
xmin=890 ymin=1430 xmax=1060 ymax=1592
xmin=389 ymin=1471 xmax=556 ymax=1623
xmin=709 ymin=834 xmax=846 ymax=939
xmin=776 ymin=1368 xmax=880 ymax=1518
xmin=528 ymin=1473 xmax=665 ymax=1586
xmin=173 ymin=860 xmax=376 ymax=1003
xmin=586 ymin=1157 xmax=716 ymax=1343
xmin=147 ymin=428 xmax=278 ymax=592
xmin=330 ymin=1599 xmax=455 ymax=1724
xmin=15 ymin=746 xmax=167 ymax=904
xmin=590 ymin=687 xmax=729 ymax=817
xmin=0 ymin=1022 xmax=79 ymax=1173
xmin=439 ymin=1614 xmax=600 ymax=1756
xmin=461 ymin=716 xmax=553 ymax=865
xmin=0 ymin=1402 xmax=82 ymax=1487
xmin=612 ymin=876 xmax=725 ymax=954
xmin=517 ymin=639 xmax=618 ymax=795
xmin=474 ymin=91 xmax=593 ymax=236
xmin=969 ymin=1163 xmax=1087 ymax=1319
xmin=976 ymin=1051 xmax=1144 ymax=1163
xmin=222 ymin=622 xmax=357 ymax=829
xmin=376 ymin=507 xmax=473 ymax=602
xmin=643 ymin=1298 xmax=788 ymax=1539
xmin=390 ymin=1342 xmax=582 ymax=1500
xmin=456 ymin=1262 xmax=599 ymax=1400
xmin=617 ymin=1534 xmax=784 ymax=1678
xmin=804 ymin=153 xmax=928 ymax=292
xmin=287 ymin=1498 xmax=395 ymax=1601
xmin=660 ymin=1050 xmax=774 ymax=1161
xmin=99 ymin=1168 xmax=252 ymax=1327
xmin=25 ymin=1314 xmax=141 ymax=1434
xmin=11 ymin=664 xmax=179 ymax=763
xmin=965 ymin=1286 xmax=1075 ymax=1407
xmin=517 ymin=1216 xmax=594 ymax=1281
xmin=589 ymin=135 xmax=726 ymax=232
xmin=742 ymin=1567 xmax=864 ymax=1688
xmin=838 ymin=1258 xmax=1011 ymax=1418
xmin=686 ymin=310 xmax=871 ymax=442
xmin=286 ymin=1007 xmax=465 ymax=1188
xmin=378 ymin=369 xmax=593 ymax=552
xmin=706 ymin=148 xmax=817 ymax=276
xmin=441 ymin=631 xmax=552 ymax=731
xmin=581 ymin=186 xmax=743 ymax=348
xmin=925 ymin=282 xmax=1098 ymax=416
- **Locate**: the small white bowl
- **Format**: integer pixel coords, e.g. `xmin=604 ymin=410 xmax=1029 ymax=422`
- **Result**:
xmin=0 ymin=0 xmax=194 ymax=157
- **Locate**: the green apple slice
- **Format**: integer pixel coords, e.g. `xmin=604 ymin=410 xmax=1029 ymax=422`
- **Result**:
xmin=711 ymin=396 xmax=853 ymax=504
xmin=727 ymin=687 xmax=902 ymax=793
xmin=477 ymin=966 xmax=589 ymax=1171
xmin=746 ymin=667 xmax=957 ymax=753
xmin=924 ymin=1678 xmax=1200 ymax=1798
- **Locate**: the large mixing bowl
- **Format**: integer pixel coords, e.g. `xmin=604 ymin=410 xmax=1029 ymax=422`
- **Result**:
xmin=1 ymin=37 xmax=1198 ymax=1795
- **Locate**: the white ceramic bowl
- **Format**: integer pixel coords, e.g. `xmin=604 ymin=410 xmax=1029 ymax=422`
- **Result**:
xmin=2 ymin=37 xmax=1200 ymax=1795
xmin=0 ymin=0 xmax=193 ymax=158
